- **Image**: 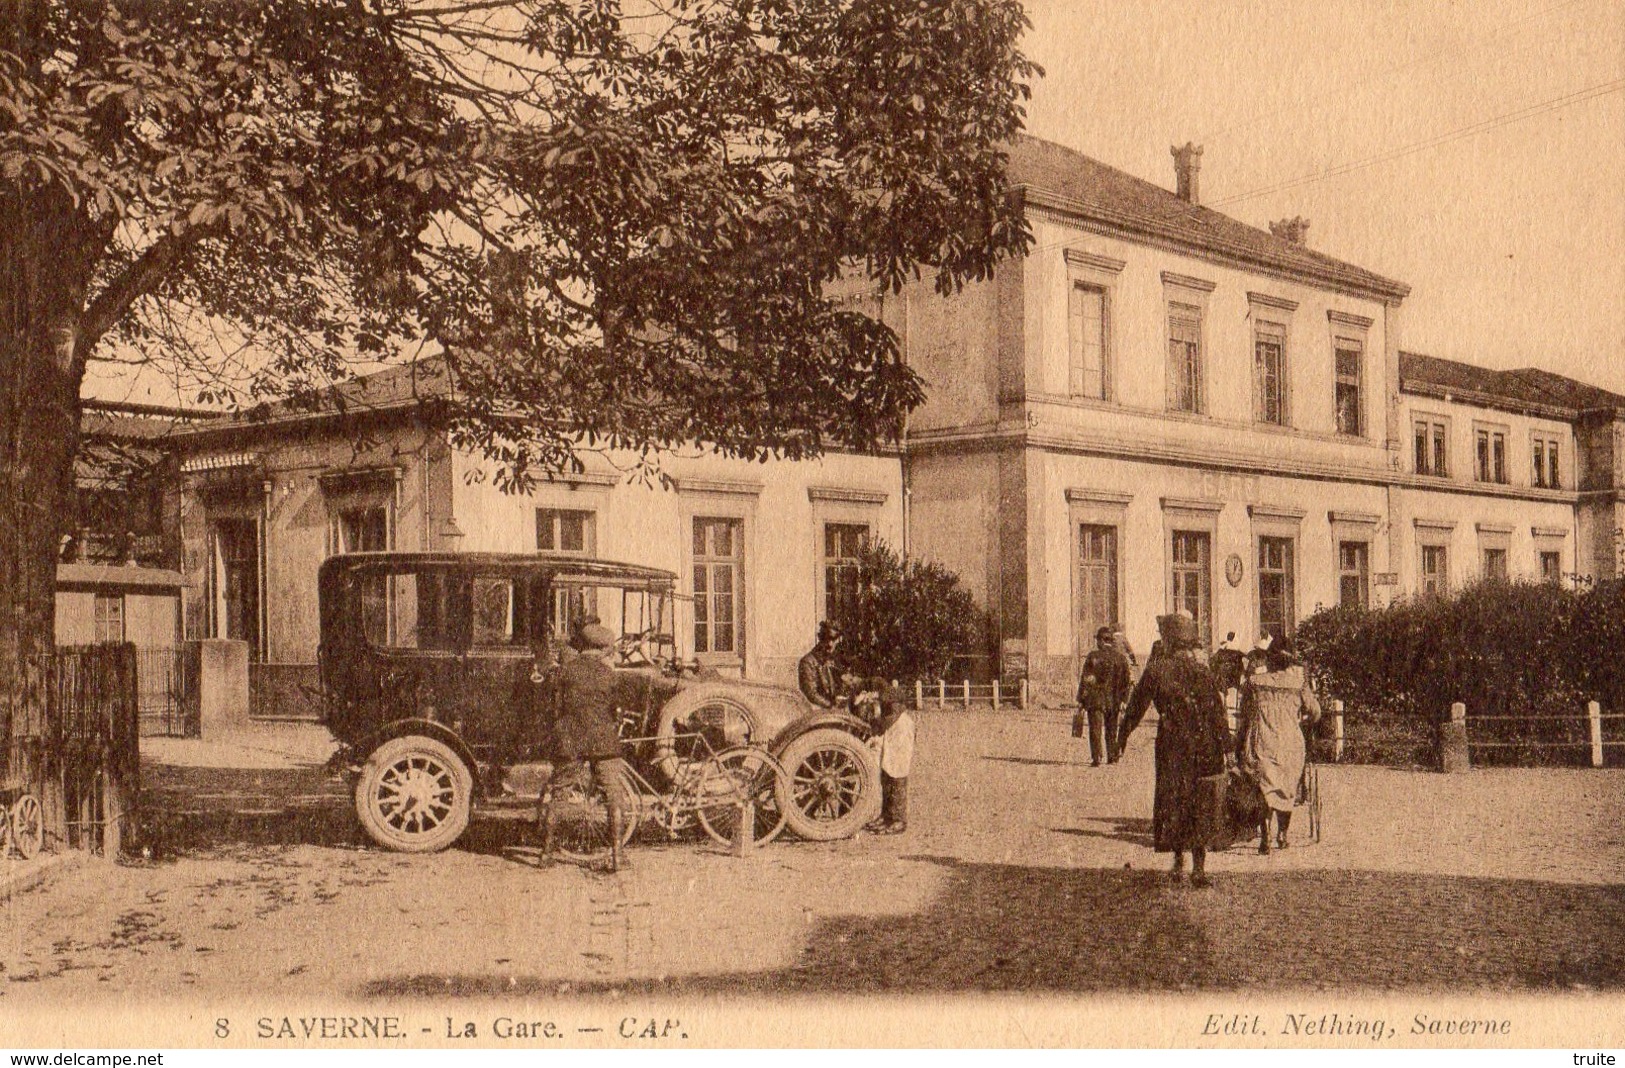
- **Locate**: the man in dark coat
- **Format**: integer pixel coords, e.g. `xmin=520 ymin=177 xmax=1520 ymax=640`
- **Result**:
xmin=1077 ymin=626 xmax=1132 ymax=766
xmin=798 ymin=621 xmax=844 ymax=708
xmin=1117 ymin=612 xmax=1232 ymax=887
xmin=542 ymin=621 xmax=631 ymax=869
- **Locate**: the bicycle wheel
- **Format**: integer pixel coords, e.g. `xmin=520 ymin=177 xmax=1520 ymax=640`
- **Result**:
xmin=1304 ymin=764 xmax=1322 ymax=844
xmin=10 ymin=794 xmax=43 ymax=860
xmin=696 ymin=747 xmax=788 ymax=847
xmin=550 ymin=769 xmax=640 ymax=864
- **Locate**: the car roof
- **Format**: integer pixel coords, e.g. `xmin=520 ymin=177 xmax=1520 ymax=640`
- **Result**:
xmin=318 ymin=552 xmax=677 ymax=586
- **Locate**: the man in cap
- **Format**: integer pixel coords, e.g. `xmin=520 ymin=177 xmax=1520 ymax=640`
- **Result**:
xmin=1077 ymin=626 xmax=1132 ymax=766
xmin=1117 ymin=611 xmax=1232 ymax=888
xmin=540 ymin=620 xmax=632 ymax=870
xmin=798 ymin=620 xmax=844 ymax=708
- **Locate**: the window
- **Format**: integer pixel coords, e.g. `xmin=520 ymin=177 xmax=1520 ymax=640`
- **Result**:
xmin=1334 ymin=342 xmax=1363 ymax=436
xmin=1420 ymin=544 xmax=1449 ymax=598
xmin=1257 ymin=536 xmax=1296 ymax=639
xmin=1540 ymin=551 xmax=1563 ymax=585
xmin=1170 ymin=530 xmax=1211 ymax=644
xmin=1482 ymin=547 xmax=1508 ymax=582
xmin=693 ymin=517 xmax=743 ymax=656
xmin=1068 ymin=283 xmax=1108 ymax=400
xmin=1167 ymin=304 xmax=1203 ymax=414
xmin=379 ymin=571 xmax=460 ymax=651
xmin=335 ymin=505 xmax=388 ymax=554
xmin=1078 ymin=524 xmax=1119 ymax=648
xmin=1475 ymin=427 xmax=1507 ymax=484
xmin=822 ymin=523 xmax=868 ymax=622
xmin=1414 ymin=418 xmax=1449 ymax=476
xmin=1533 ymin=435 xmax=1562 ymax=489
xmin=1254 ymin=321 xmax=1287 ymax=425
xmin=1338 ymin=541 xmax=1370 ymax=610
xmin=537 ymin=508 xmax=595 ymax=555
xmin=93 ymin=593 xmax=125 ymax=644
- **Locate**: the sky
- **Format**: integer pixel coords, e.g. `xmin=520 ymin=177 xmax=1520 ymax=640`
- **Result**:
xmin=1018 ymin=0 xmax=1625 ymax=392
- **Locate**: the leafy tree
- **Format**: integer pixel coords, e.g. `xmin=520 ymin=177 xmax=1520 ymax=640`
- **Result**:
xmin=0 ymin=0 xmax=1037 ymax=809
xmin=827 ymin=539 xmax=990 ymax=683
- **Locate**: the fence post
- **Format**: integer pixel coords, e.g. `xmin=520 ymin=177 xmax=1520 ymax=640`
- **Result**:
xmin=992 ymin=680 xmax=1001 ymax=711
xmin=914 ymin=680 xmax=924 ymax=712
xmin=1438 ymin=701 xmax=1470 ymax=773
xmin=937 ymin=679 xmax=946 ymax=709
xmin=1589 ymin=700 xmax=1604 ymax=768
xmin=962 ymin=679 xmax=970 ymax=710
xmin=1020 ymin=678 xmax=1029 ymax=710
xmin=1333 ymin=699 xmax=1345 ymax=763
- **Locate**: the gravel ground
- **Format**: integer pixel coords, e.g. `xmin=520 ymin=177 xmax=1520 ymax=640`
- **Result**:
xmin=0 ymin=711 xmax=1620 ymax=1002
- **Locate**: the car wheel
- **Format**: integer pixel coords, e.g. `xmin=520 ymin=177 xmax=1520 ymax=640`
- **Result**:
xmin=774 ymin=728 xmax=882 ymax=841
xmin=10 ymin=794 xmax=44 ymax=859
xmin=354 ymin=736 xmax=472 ymax=853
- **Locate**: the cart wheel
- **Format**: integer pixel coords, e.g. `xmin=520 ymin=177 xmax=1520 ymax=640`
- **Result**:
xmin=11 ymin=794 xmax=44 ymax=860
xmin=1305 ymin=765 xmax=1322 ymax=844
xmin=774 ymin=728 xmax=883 ymax=841
xmin=550 ymin=767 xmax=640 ymax=864
xmin=697 ymin=747 xmax=788 ymax=847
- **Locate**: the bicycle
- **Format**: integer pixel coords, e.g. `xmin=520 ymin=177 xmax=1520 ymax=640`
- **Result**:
xmin=545 ymin=730 xmax=788 ymax=865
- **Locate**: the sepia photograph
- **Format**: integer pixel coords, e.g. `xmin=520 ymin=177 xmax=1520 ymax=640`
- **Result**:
xmin=1 ymin=0 xmax=1621 ymax=1052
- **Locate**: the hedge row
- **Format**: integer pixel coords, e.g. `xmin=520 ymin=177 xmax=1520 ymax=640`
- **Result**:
xmin=1295 ymin=579 xmax=1625 ymax=768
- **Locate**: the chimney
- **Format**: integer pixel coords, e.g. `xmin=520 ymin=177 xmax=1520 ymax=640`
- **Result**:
xmin=1170 ymin=142 xmax=1203 ymax=205
xmin=1270 ymin=216 xmax=1311 ymax=246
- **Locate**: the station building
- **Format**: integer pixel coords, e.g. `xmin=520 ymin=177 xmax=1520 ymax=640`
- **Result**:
xmin=86 ymin=133 xmax=1625 ymax=711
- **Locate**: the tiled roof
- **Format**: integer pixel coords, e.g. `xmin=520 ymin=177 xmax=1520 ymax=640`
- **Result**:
xmin=172 ymin=360 xmax=452 ymax=439
xmin=1399 ymin=351 xmax=1625 ymax=416
xmin=1005 ymin=135 xmax=1410 ymax=301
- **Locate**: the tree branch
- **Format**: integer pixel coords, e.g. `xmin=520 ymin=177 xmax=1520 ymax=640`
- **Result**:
xmin=75 ymin=224 xmax=217 ymax=365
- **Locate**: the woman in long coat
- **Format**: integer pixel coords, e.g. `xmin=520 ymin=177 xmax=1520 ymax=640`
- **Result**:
xmin=1238 ymin=636 xmax=1321 ymax=852
xmin=1117 ymin=613 xmax=1233 ymax=887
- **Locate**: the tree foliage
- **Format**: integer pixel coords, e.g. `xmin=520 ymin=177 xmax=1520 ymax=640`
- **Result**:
xmin=826 ymin=539 xmax=990 ymax=683
xmin=2 ymin=0 xmax=1038 ymax=482
xmin=1296 ymin=580 xmax=1625 ymax=767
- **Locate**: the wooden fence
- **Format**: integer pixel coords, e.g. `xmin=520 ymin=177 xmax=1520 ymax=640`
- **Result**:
xmin=2 ymin=644 xmax=140 ymax=855
xmin=910 ymin=678 xmax=1031 ymax=711
xmin=1460 ymin=700 xmax=1624 ymax=767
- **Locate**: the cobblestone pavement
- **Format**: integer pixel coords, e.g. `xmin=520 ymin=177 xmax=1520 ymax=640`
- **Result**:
xmin=1 ymin=712 xmax=1621 ymax=1002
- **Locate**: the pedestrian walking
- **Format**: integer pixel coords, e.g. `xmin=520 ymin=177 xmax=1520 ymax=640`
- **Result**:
xmin=1236 ymin=635 xmax=1321 ymax=853
xmin=1116 ymin=612 xmax=1232 ymax=888
xmin=1076 ymin=626 xmax=1132 ymax=765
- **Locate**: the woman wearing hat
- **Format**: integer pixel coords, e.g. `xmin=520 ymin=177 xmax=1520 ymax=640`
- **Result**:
xmin=1117 ymin=612 xmax=1232 ymax=887
xmin=1236 ymin=635 xmax=1321 ymax=853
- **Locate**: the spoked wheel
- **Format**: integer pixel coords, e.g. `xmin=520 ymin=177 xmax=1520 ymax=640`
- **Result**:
xmin=774 ymin=728 xmax=882 ymax=842
xmin=549 ymin=767 xmax=640 ymax=864
xmin=355 ymin=736 xmax=473 ymax=853
xmin=10 ymin=794 xmax=43 ymax=860
xmin=696 ymin=747 xmax=788 ymax=847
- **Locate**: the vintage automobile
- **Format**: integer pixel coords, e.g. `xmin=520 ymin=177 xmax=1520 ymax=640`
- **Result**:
xmin=317 ymin=552 xmax=883 ymax=853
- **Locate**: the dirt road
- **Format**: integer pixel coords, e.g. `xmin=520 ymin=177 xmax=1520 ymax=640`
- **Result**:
xmin=2 ymin=710 xmax=1621 ymax=1001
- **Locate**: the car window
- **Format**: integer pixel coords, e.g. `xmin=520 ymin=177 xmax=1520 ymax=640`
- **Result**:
xmin=368 ymin=571 xmax=459 ymax=651
xmin=471 ymin=576 xmax=520 ymax=648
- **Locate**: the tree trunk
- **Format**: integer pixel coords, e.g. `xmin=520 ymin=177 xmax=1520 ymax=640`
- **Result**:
xmin=1 ymin=187 xmax=95 ymax=835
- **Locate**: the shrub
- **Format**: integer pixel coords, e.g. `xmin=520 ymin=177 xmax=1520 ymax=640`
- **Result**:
xmin=826 ymin=540 xmax=992 ymax=684
xmin=1296 ymin=579 xmax=1623 ymax=767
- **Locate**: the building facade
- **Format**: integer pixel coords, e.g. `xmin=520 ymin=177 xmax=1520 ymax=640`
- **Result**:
xmin=166 ymin=365 xmax=901 ymax=696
